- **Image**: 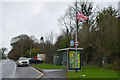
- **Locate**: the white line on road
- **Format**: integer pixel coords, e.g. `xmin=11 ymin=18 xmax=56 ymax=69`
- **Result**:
xmin=10 ymin=59 xmax=17 ymax=78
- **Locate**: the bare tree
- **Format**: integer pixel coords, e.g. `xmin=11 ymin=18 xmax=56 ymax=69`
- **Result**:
xmin=58 ymin=0 xmax=98 ymax=39
xmin=58 ymin=5 xmax=76 ymax=36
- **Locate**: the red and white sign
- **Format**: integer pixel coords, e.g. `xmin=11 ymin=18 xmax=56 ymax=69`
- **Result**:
xmin=74 ymin=41 xmax=79 ymax=47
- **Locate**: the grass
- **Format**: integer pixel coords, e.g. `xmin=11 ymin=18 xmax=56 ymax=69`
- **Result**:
xmin=32 ymin=64 xmax=63 ymax=69
xmin=32 ymin=64 xmax=119 ymax=78
xmin=67 ymin=66 xmax=118 ymax=78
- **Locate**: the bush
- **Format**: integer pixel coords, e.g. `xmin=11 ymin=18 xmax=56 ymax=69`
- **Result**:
xmin=25 ymin=48 xmax=41 ymax=58
xmin=103 ymin=60 xmax=120 ymax=70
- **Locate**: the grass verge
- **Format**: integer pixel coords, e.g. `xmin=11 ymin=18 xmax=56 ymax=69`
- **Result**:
xmin=67 ymin=66 xmax=118 ymax=78
xmin=32 ymin=64 xmax=63 ymax=69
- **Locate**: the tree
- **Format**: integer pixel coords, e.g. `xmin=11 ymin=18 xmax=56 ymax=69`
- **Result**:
xmin=8 ymin=34 xmax=35 ymax=60
xmin=77 ymin=1 xmax=98 ymax=64
xmin=11 ymin=34 xmax=28 ymax=45
xmin=44 ymin=34 xmax=55 ymax=63
xmin=95 ymin=6 xmax=118 ymax=66
xmin=58 ymin=0 xmax=97 ymax=37
xmin=0 ymin=50 xmax=2 ymax=59
xmin=54 ymin=35 xmax=63 ymax=51
xmin=60 ymin=35 xmax=72 ymax=48
xmin=0 ymin=47 xmax=7 ymax=59
xmin=25 ymin=48 xmax=41 ymax=58
xmin=57 ymin=1 xmax=119 ymax=69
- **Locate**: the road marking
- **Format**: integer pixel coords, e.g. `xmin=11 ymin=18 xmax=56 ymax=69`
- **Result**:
xmin=30 ymin=66 xmax=44 ymax=79
xmin=10 ymin=59 xmax=17 ymax=78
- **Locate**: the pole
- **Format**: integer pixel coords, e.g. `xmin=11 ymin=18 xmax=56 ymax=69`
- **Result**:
xmin=30 ymin=44 xmax=31 ymax=58
xmin=75 ymin=0 xmax=78 ymax=72
xmin=69 ymin=6 xmax=71 ymax=36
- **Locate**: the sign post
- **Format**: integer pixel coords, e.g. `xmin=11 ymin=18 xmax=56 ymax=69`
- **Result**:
xmin=70 ymin=40 xmax=74 ymax=47
xmin=30 ymin=53 xmax=31 ymax=58
xmin=75 ymin=0 xmax=78 ymax=72
xmin=75 ymin=0 xmax=88 ymax=72
xmin=75 ymin=41 xmax=79 ymax=47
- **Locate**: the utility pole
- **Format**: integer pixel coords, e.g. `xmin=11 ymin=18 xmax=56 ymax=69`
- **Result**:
xmin=69 ymin=6 xmax=71 ymax=36
xmin=30 ymin=44 xmax=31 ymax=58
xmin=75 ymin=0 xmax=78 ymax=72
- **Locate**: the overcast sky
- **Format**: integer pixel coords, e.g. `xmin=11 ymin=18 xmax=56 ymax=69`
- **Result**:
xmin=0 ymin=0 xmax=119 ymax=53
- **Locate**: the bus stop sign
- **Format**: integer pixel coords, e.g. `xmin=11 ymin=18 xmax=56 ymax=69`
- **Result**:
xmin=70 ymin=40 xmax=74 ymax=47
xmin=74 ymin=41 xmax=79 ymax=47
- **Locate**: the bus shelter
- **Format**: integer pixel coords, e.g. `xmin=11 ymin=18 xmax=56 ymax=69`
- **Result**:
xmin=55 ymin=48 xmax=83 ymax=71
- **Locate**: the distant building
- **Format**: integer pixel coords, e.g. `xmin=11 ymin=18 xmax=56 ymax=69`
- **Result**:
xmin=118 ymin=1 xmax=120 ymax=16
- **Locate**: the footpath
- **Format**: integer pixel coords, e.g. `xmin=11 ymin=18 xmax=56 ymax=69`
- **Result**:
xmin=41 ymin=69 xmax=67 ymax=78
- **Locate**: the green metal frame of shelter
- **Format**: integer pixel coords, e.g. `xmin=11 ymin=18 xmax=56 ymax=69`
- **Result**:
xmin=57 ymin=48 xmax=83 ymax=71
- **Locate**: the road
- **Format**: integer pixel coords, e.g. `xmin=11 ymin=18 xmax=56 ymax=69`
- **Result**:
xmin=15 ymin=66 xmax=40 ymax=78
xmin=1 ymin=59 xmax=42 ymax=80
xmin=1 ymin=59 xmax=67 ymax=80
xmin=0 ymin=60 xmax=2 ymax=80
xmin=1 ymin=59 xmax=16 ymax=78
